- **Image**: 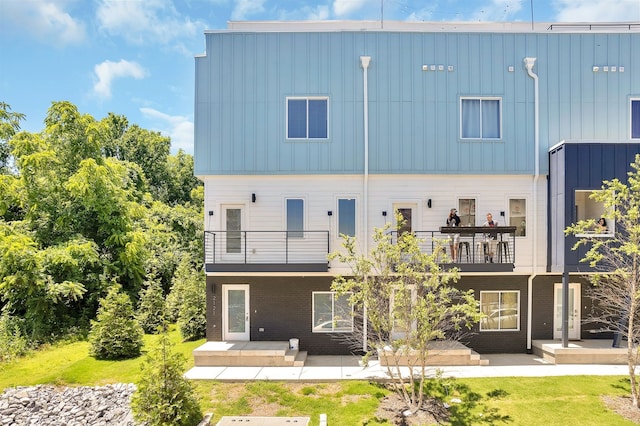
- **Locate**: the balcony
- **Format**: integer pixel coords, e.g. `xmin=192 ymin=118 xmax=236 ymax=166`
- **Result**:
xmin=391 ymin=226 xmax=517 ymax=272
xmin=203 ymin=227 xmax=516 ymax=274
xmin=204 ymin=230 xmax=330 ymax=273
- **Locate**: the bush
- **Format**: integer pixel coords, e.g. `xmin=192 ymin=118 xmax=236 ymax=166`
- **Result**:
xmin=0 ymin=313 xmax=28 ymax=362
xmin=137 ymin=274 xmax=167 ymax=334
xmin=88 ymin=284 xmax=144 ymax=360
xmin=131 ymin=332 xmax=202 ymax=426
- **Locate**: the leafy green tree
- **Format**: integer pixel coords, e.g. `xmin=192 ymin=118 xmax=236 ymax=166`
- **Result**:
xmin=165 ymin=150 xmax=201 ymax=205
xmin=329 ymin=213 xmax=482 ymax=413
xmin=137 ymin=273 xmax=167 ymax=334
xmin=131 ymin=331 xmax=202 ymax=426
xmin=0 ymin=102 xmax=25 ymax=173
xmin=89 ymin=284 xmax=144 ymax=360
xmin=566 ymin=153 xmax=640 ymax=408
xmin=0 ymin=101 xmax=203 ymax=347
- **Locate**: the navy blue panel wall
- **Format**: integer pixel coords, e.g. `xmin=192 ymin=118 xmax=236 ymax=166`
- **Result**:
xmin=551 ymin=143 xmax=640 ymax=271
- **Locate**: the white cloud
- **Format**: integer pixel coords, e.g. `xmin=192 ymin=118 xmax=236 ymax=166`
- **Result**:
xmin=93 ymin=60 xmax=147 ymax=99
xmin=333 ymin=0 xmax=369 ymax=17
xmin=0 ymin=0 xmax=86 ymax=46
xmin=553 ymin=0 xmax=640 ymax=22
xmin=231 ymin=0 xmax=266 ymax=20
xmin=96 ymin=0 xmax=202 ymax=45
xmin=140 ymin=108 xmax=194 ymax=153
xmin=307 ymin=5 xmax=331 ymax=20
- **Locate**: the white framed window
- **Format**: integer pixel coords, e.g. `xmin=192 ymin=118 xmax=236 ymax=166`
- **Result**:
xmin=286 ymin=97 xmax=328 ymax=139
xmin=338 ymin=198 xmax=356 ymax=237
xmin=480 ymin=290 xmax=520 ymax=331
xmin=460 ymin=97 xmax=502 ymax=139
xmin=286 ymin=198 xmax=304 ymax=238
xmin=508 ymin=198 xmax=527 ymax=237
xmin=312 ymin=292 xmax=353 ymax=333
xmin=574 ymin=190 xmax=614 ymax=237
xmin=631 ymin=98 xmax=640 ymax=139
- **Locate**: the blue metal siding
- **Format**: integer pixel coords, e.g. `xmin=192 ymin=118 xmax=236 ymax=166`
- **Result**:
xmin=194 ymin=30 xmax=640 ymax=176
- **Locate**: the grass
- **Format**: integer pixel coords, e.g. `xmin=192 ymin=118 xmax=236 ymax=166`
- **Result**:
xmin=1 ymin=336 xmax=638 ymax=425
xmin=0 ymin=325 xmax=204 ymax=389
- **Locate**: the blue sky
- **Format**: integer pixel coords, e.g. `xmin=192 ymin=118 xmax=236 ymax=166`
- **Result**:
xmin=1 ymin=0 xmax=639 ymax=153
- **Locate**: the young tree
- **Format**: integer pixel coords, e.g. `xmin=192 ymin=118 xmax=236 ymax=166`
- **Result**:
xmin=131 ymin=331 xmax=202 ymax=426
xmin=89 ymin=284 xmax=144 ymax=360
xmin=168 ymin=258 xmax=206 ymax=341
xmin=566 ymin=153 xmax=640 ymax=408
xmin=137 ymin=273 xmax=167 ymax=334
xmin=329 ymin=214 xmax=482 ymax=414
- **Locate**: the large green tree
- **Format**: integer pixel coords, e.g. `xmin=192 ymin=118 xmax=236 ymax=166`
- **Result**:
xmin=0 ymin=101 xmax=203 ymax=344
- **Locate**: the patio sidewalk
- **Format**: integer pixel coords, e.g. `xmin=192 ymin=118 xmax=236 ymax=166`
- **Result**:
xmin=184 ymin=353 xmax=629 ymax=382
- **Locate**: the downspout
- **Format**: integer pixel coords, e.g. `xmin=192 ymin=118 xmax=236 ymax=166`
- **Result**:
xmin=524 ymin=57 xmax=539 ymax=353
xmin=360 ymin=56 xmax=371 ymax=354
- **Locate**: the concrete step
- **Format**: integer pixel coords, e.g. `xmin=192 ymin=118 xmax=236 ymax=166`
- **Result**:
xmin=193 ymin=341 xmax=307 ymax=367
xmin=294 ymin=351 xmax=307 ymax=367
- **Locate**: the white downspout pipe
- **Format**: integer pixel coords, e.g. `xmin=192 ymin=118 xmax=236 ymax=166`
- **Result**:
xmin=360 ymin=56 xmax=371 ymax=354
xmin=524 ymin=57 xmax=539 ymax=353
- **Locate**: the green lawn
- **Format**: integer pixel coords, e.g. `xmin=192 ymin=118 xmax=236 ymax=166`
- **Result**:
xmin=1 ymin=335 xmax=637 ymax=425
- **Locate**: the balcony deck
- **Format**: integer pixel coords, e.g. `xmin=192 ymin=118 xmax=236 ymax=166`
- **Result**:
xmin=203 ymin=227 xmax=516 ymax=273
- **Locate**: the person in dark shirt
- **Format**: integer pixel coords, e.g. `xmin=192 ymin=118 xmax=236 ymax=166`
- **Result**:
xmin=446 ymin=208 xmax=461 ymax=261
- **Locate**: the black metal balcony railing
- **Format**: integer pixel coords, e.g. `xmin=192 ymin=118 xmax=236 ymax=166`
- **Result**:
xmin=203 ymin=227 xmax=516 ymax=273
xmin=204 ymin=230 xmax=330 ymax=272
xmin=391 ymin=226 xmax=517 ymax=272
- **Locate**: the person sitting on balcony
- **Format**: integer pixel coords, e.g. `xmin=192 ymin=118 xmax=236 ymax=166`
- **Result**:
xmin=482 ymin=213 xmax=499 ymax=263
xmin=446 ymin=208 xmax=461 ymax=261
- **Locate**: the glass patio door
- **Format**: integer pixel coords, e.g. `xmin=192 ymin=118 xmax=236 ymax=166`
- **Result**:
xmin=223 ymin=285 xmax=250 ymax=341
xmin=554 ymin=283 xmax=581 ymax=340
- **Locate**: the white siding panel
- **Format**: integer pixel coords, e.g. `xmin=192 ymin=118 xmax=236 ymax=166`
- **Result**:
xmin=203 ymin=174 xmax=546 ymax=272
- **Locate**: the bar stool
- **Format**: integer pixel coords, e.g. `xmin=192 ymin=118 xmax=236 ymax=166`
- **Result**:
xmin=497 ymin=241 xmax=510 ymax=262
xmin=457 ymin=241 xmax=470 ymax=262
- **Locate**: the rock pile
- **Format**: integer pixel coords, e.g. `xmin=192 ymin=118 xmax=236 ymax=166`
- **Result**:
xmin=0 ymin=383 xmax=137 ymax=426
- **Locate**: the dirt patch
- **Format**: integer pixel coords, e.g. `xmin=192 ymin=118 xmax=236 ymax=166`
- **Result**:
xmin=601 ymin=395 xmax=640 ymax=424
xmin=375 ymin=392 xmax=449 ymax=426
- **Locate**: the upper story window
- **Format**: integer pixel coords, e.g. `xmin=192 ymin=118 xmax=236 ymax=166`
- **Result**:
xmin=338 ymin=198 xmax=356 ymax=237
xmin=286 ymin=198 xmax=304 ymax=238
xmin=575 ymin=190 xmax=613 ymax=237
xmin=631 ymin=99 xmax=640 ymax=139
xmin=460 ymin=97 xmax=501 ymax=139
xmin=286 ymin=97 xmax=328 ymax=139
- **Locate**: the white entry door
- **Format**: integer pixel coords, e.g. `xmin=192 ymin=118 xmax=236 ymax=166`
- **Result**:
xmin=554 ymin=283 xmax=581 ymax=340
xmin=223 ymin=285 xmax=250 ymax=341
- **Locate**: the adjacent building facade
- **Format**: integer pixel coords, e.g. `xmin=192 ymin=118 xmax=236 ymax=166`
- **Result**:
xmin=194 ymin=21 xmax=640 ymax=355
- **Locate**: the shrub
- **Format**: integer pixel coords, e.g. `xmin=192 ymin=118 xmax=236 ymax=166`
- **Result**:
xmin=137 ymin=274 xmax=167 ymax=334
xmin=88 ymin=284 xmax=144 ymax=360
xmin=131 ymin=332 xmax=202 ymax=426
xmin=0 ymin=313 xmax=28 ymax=362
